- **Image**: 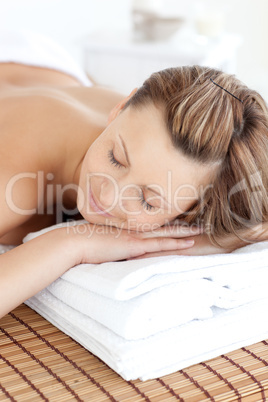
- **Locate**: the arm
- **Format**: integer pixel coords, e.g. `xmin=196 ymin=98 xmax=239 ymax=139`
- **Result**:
xmin=0 ymin=229 xmax=76 ymax=318
xmin=0 ymin=223 xmax=197 ymax=318
xmin=130 ymin=222 xmax=268 ymax=259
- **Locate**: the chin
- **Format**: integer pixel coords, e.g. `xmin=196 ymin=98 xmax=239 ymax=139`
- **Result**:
xmin=79 ymin=210 xmax=116 ymax=226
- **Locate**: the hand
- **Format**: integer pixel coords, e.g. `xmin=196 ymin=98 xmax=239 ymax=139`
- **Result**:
xmin=66 ymin=222 xmax=203 ymax=265
xmin=129 ymin=232 xmax=232 ymax=259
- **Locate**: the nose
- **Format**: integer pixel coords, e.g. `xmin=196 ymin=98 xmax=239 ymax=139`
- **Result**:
xmin=98 ymin=177 xmax=117 ymax=210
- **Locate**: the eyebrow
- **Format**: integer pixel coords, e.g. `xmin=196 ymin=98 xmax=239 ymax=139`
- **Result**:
xmin=119 ymin=134 xmax=131 ymax=167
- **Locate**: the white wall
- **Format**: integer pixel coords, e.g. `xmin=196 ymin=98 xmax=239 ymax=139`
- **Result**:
xmin=1 ymin=0 xmax=268 ymax=100
xmin=223 ymin=0 xmax=268 ymax=100
xmin=0 ymin=0 xmax=132 ymax=61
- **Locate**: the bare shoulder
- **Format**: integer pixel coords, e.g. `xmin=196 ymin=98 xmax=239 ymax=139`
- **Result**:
xmin=0 ymin=63 xmax=84 ymax=88
xmin=0 ymin=167 xmax=40 ymax=241
xmin=0 ymin=84 xmax=104 ymax=243
xmin=63 ymin=85 xmax=126 ymax=116
xmin=0 ymin=73 xmax=124 ymax=243
xmin=0 ymin=89 xmax=58 ymax=242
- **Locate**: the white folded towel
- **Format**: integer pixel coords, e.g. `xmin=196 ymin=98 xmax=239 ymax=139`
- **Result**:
xmin=25 ymin=290 xmax=268 ymax=381
xmin=0 ymin=244 xmax=15 ymax=254
xmin=24 ymin=221 xmax=268 ymax=340
xmin=23 ymin=221 xmax=268 ymax=380
xmin=0 ymin=29 xmax=91 ymax=86
xmin=48 ymin=277 xmax=217 ymax=339
xmin=24 ymin=221 xmax=268 ymax=299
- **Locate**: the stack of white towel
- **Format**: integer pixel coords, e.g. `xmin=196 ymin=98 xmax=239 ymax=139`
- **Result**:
xmin=22 ymin=221 xmax=268 ymax=380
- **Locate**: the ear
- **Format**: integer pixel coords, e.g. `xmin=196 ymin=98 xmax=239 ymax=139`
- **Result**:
xmin=107 ymin=88 xmax=137 ymax=125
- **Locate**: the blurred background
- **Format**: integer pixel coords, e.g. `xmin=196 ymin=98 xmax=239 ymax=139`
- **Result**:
xmin=1 ymin=0 xmax=268 ymax=100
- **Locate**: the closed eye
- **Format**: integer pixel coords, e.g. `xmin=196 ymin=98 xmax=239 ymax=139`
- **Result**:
xmin=139 ymin=190 xmax=155 ymax=211
xmin=108 ymin=148 xmax=156 ymax=211
xmin=108 ymin=149 xmax=124 ymax=168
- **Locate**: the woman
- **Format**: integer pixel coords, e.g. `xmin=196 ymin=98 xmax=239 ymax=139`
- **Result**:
xmin=0 ymin=32 xmax=267 ymax=318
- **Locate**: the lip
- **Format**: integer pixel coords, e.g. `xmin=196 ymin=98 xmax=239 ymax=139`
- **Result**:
xmin=89 ymin=187 xmax=114 ymax=217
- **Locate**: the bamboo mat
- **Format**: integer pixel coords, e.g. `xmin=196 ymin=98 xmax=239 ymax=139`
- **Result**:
xmin=1 ymin=305 xmax=268 ymax=401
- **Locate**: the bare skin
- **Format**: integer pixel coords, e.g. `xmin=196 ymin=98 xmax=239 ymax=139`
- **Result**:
xmin=0 ymin=62 xmax=213 ymax=244
xmin=0 ymin=63 xmax=200 ymax=317
xmin=0 ymin=62 xmax=267 ymax=318
xmin=0 ymin=64 xmax=130 ymax=243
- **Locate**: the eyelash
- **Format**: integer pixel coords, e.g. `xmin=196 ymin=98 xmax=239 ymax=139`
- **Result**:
xmin=108 ymin=149 xmax=155 ymax=211
xmin=108 ymin=149 xmax=124 ymax=168
xmin=139 ymin=191 xmax=155 ymax=211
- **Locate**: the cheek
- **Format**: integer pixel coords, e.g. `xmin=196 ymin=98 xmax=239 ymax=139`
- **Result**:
xmin=78 ymin=146 xmax=105 ymax=202
xmin=124 ymin=210 xmax=178 ymax=232
xmin=172 ymin=185 xmax=200 ymax=215
xmin=85 ymin=143 xmax=109 ymax=174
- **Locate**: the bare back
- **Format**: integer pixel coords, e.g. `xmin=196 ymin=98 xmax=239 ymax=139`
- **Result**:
xmin=0 ymin=63 xmax=124 ymax=244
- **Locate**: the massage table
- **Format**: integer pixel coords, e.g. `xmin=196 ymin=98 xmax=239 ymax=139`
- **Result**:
xmin=1 ymin=303 xmax=268 ymax=402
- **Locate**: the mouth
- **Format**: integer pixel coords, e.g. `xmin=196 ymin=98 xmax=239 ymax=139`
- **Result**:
xmin=89 ymin=186 xmax=114 ymax=218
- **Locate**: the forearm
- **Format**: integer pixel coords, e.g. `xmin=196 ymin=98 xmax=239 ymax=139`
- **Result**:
xmin=0 ymin=220 xmax=219 ymax=317
xmin=0 ymin=228 xmax=78 ymax=318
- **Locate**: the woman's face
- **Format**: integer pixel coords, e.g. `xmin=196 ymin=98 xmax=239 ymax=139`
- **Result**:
xmin=78 ymin=102 xmax=214 ymax=232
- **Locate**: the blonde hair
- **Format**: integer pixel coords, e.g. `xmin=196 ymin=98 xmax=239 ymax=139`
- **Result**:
xmin=125 ymin=66 xmax=268 ymax=244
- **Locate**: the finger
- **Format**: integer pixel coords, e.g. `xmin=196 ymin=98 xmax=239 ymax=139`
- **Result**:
xmin=128 ymin=237 xmax=195 ymax=259
xmin=129 ymin=246 xmax=198 ymax=260
xmin=140 ymin=225 xmax=202 ymax=239
xmin=130 ymin=250 xmax=183 ymax=260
